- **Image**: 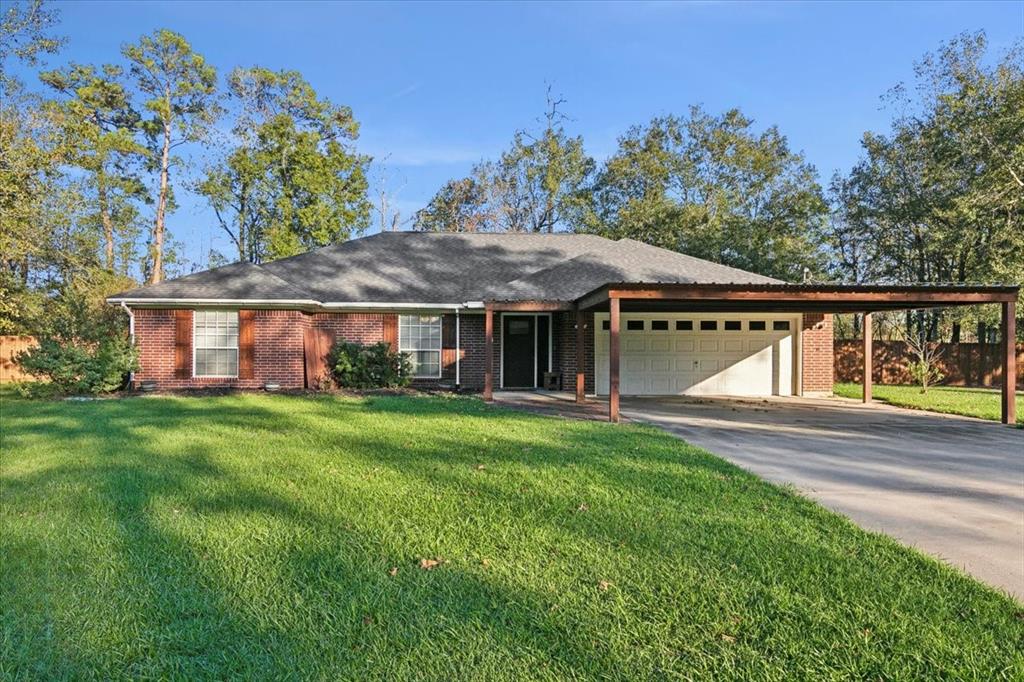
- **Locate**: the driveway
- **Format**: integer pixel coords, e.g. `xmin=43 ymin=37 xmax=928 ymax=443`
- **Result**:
xmin=619 ymin=396 xmax=1024 ymax=600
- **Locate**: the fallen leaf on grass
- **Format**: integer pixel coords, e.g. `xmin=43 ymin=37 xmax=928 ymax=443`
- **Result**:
xmin=363 ymin=614 xmax=374 ymax=625
xmin=597 ymin=580 xmax=613 ymax=591
xmin=475 ymin=464 xmax=486 ymax=471
xmin=419 ymin=558 xmax=445 ymax=570
xmin=388 ymin=567 xmax=398 ymax=577
xmin=720 ymin=633 xmax=735 ymax=643
xmin=481 ymin=558 xmax=491 ymax=567
xmin=576 ymin=503 xmax=589 ymax=512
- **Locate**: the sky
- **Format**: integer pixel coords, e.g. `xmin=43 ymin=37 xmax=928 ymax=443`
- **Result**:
xmin=18 ymin=0 xmax=1024 ymax=271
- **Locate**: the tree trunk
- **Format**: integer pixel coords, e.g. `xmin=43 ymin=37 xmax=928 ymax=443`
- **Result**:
xmin=151 ymin=119 xmax=171 ymax=284
xmin=97 ymin=172 xmax=114 ymax=270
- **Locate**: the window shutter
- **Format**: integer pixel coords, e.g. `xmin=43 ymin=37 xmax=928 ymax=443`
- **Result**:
xmin=174 ymin=310 xmax=192 ymax=379
xmin=382 ymin=315 xmax=398 ymax=352
xmin=238 ymin=310 xmax=255 ymax=379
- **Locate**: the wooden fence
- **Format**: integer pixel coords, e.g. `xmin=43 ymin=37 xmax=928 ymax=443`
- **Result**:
xmin=0 ymin=336 xmax=37 ymax=383
xmin=835 ymin=340 xmax=1024 ymax=390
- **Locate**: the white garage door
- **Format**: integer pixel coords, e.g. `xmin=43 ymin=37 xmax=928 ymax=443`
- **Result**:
xmin=595 ymin=313 xmax=800 ymax=397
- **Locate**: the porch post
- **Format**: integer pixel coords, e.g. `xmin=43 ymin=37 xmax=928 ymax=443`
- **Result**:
xmin=575 ymin=309 xmax=586 ymax=404
xmin=484 ymin=303 xmax=494 ymax=401
xmin=1002 ymin=300 xmax=1016 ymax=425
xmin=609 ymin=296 xmax=620 ymax=423
xmin=863 ymin=312 xmax=872 ymax=403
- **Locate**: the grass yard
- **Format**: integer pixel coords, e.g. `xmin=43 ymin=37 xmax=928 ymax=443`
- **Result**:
xmin=2 ymin=391 xmax=1022 ymax=680
xmin=834 ymin=382 xmax=1024 ymax=425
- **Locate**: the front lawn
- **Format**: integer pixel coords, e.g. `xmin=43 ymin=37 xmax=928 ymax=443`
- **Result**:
xmin=2 ymin=391 xmax=1021 ymax=679
xmin=834 ymin=382 xmax=1024 ymax=425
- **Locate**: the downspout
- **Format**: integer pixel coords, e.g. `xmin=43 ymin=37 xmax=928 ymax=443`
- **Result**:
xmin=455 ymin=308 xmax=461 ymax=389
xmin=120 ymin=301 xmax=135 ymax=385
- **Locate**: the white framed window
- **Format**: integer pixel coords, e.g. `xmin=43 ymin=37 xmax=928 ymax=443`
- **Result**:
xmin=193 ymin=310 xmax=239 ymax=377
xmin=399 ymin=315 xmax=442 ymax=378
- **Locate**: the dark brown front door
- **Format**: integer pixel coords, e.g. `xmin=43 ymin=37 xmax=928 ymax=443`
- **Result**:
xmin=502 ymin=315 xmax=535 ymax=388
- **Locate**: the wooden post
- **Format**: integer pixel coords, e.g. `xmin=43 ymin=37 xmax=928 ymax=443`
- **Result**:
xmin=863 ymin=312 xmax=872 ymax=403
xmin=484 ymin=304 xmax=494 ymax=401
xmin=609 ymin=297 xmax=620 ymax=423
xmin=1002 ymin=301 xmax=1016 ymax=425
xmin=575 ymin=309 xmax=586 ymax=403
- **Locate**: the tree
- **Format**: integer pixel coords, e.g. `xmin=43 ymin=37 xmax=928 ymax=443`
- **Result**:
xmin=40 ymin=63 xmax=146 ymax=272
xmin=826 ymin=32 xmax=1023 ymax=342
xmin=123 ymin=29 xmax=219 ymax=282
xmin=0 ymin=0 xmax=64 ymax=96
xmin=197 ymin=67 xmax=370 ymax=262
xmin=580 ymin=107 xmax=827 ymax=281
xmin=416 ymin=90 xmax=593 ymax=233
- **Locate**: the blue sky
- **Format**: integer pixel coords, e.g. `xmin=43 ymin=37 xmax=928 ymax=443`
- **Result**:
xmin=22 ymin=1 xmax=1024 ymax=270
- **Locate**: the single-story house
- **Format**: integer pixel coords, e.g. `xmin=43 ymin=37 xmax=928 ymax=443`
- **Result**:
xmin=108 ymin=232 xmax=1019 ymax=423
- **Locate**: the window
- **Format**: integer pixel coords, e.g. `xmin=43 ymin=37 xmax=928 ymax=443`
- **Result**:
xmin=626 ymin=320 xmax=645 ymax=331
xmin=749 ymin=320 xmax=766 ymax=331
xmin=651 ymin=320 xmax=669 ymax=331
xmin=676 ymin=320 xmax=693 ymax=331
xmin=724 ymin=320 xmax=741 ymax=331
xmin=700 ymin=320 xmax=717 ymax=331
xmin=399 ymin=315 xmax=442 ymax=377
xmin=602 ymin=320 xmax=610 ymax=331
xmin=773 ymin=320 xmax=791 ymax=331
xmin=194 ymin=310 xmax=238 ymax=377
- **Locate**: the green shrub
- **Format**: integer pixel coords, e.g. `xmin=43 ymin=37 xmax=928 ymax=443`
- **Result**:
xmin=327 ymin=341 xmax=411 ymax=389
xmin=18 ymin=336 xmax=138 ymax=395
xmin=15 ymin=273 xmax=139 ymax=395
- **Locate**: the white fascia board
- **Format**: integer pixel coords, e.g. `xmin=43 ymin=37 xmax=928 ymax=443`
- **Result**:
xmin=106 ymin=297 xmax=320 ymax=307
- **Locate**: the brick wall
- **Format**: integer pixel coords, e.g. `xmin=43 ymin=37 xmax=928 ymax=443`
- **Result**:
xmin=553 ymin=311 xmax=595 ymax=394
xmin=801 ymin=313 xmax=833 ymax=395
xmin=134 ymin=309 xmax=309 ymax=389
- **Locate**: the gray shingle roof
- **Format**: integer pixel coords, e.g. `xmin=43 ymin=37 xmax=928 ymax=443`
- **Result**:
xmin=109 ymin=232 xmax=783 ymax=305
xmin=108 ymin=261 xmax=316 ymax=302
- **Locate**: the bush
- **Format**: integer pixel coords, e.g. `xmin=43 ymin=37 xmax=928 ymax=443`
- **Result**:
xmin=15 ymin=273 xmax=139 ymax=395
xmin=18 ymin=335 xmax=138 ymax=394
xmin=328 ymin=341 xmax=411 ymax=389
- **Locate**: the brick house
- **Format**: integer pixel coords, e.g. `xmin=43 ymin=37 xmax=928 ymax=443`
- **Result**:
xmin=109 ymin=232 xmax=1019 ymax=423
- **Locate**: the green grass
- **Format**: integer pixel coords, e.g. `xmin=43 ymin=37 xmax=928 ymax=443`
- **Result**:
xmin=834 ymin=382 xmax=1024 ymax=425
xmin=2 ymin=391 xmax=1021 ymax=680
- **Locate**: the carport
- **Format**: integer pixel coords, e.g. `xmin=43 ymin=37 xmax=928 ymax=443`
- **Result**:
xmin=570 ymin=283 xmax=1020 ymax=424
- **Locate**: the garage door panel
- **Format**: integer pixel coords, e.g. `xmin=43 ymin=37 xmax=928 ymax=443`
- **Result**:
xmin=595 ymin=314 xmax=798 ymax=397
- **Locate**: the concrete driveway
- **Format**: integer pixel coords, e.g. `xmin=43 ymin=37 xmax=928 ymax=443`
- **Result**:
xmin=620 ymin=396 xmax=1024 ymax=600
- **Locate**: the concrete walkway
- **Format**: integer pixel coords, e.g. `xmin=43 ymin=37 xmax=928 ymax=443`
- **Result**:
xmin=494 ymin=391 xmax=1024 ymax=600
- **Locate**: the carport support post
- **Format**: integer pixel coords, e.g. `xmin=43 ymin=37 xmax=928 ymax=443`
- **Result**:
xmin=863 ymin=312 xmax=873 ymax=403
xmin=1002 ymin=300 xmax=1016 ymax=425
xmin=484 ymin=304 xmax=494 ymax=401
xmin=609 ymin=296 xmax=620 ymax=423
xmin=575 ymin=309 xmax=586 ymax=404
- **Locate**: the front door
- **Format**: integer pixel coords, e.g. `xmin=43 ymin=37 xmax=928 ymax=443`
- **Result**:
xmin=502 ymin=315 xmax=535 ymax=388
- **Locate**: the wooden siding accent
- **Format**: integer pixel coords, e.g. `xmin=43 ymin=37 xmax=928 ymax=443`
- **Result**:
xmin=382 ymin=314 xmax=398 ymax=352
xmin=0 ymin=336 xmax=37 ymax=383
xmin=303 ymin=326 xmax=334 ymax=389
xmin=238 ymin=310 xmax=255 ymax=379
xmin=442 ymin=314 xmax=456 ymax=348
xmin=174 ymin=310 xmax=191 ymax=379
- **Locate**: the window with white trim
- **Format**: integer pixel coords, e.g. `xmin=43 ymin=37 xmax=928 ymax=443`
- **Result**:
xmin=194 ymin=310 xmax=239 ymax=377
xmin=399 ymin=315 xmax=441 ymax=378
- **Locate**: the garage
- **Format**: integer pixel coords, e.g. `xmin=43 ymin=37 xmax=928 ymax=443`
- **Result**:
xmin=594 ymin=313 xmax=800 ymax=397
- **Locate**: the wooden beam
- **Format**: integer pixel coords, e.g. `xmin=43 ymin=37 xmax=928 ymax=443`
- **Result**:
xmin=609 ymin=297 xmax=620 ymax=423
xmin=863 ymin=312 xmax=872 ymax=403
xmin=606 ymin=286 xmax=1017 ymax=305
xmin=1003 ymin=300 xmax=1016 ymax=425
xmin=489 ymin=301 xmax=571 ymax=312
xmin=484 ymin=304 xmax=494 ymax=401
xmin=575 ymin=309 xmax=586 ymax=404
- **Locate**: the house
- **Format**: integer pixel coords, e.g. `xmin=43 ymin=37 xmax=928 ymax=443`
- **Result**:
xmin=108 ymin=232 xmax=1019 ymax=423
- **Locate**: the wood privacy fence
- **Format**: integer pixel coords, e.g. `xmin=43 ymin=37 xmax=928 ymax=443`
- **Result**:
xmin=0 ymin=336 xmax=37 ymax=383
xmin=835 ymin=340 xmax=1024 ymax=390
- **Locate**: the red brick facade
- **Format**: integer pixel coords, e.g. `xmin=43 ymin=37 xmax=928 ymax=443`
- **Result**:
xmin=800 ymin=313 xmax=834 ymax=395
xmin=132 ymin=307 xmax=833 ymax=396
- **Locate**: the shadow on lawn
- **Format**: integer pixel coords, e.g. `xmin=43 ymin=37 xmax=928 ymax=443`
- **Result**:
xmin=2 ymin=395 xmax=655 ymax=679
